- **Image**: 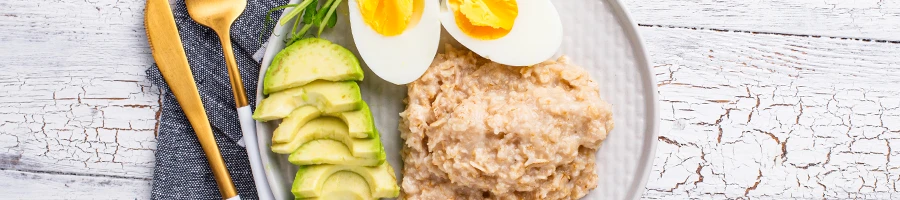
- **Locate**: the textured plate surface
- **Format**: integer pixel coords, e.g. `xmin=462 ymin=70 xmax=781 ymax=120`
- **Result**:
xmin=254 ymin=0 xmax=658 ymax=199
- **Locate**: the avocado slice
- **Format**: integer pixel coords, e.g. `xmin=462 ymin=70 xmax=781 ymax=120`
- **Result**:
xmin=271 ymin=117 xmax=381 ymax=157
xmin=292 ymin=162 xmax=400 ymax=199
xmin=253 ymin=81 xmax=362 ymax=121
xmin=288 ymin=139 xmax=385 ymax=166
xmin=273 ymin=103 xmax=376 ymax=143
xmin=263 ymin=38 xmax=363 ymax=95
xmin=325 ymin=102 xmax=376 ymax=139
xmin=309 ymin=171 xmax=372 ymax=200
xmin=272 ymin=106 xmax=321 ymax=144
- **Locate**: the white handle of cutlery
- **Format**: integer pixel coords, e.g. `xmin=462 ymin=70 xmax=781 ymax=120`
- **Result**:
xmin=237 ymin=106 xmax=275 ymax=200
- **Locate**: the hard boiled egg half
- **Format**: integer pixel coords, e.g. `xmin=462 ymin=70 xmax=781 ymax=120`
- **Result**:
xmin=441 ymin=0 xmax=563 ymax=66
xmin=347 ymin=0 xmax=442 ymax=84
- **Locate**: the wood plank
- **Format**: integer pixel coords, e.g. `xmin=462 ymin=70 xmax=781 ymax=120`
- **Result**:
xmin=639 ymin=26 xmax=900 ymax=199
xmin=0 ymin=169 xmax=151 ymax=199
xmin=0 ymin=0 xmax=159 ymax=180
xmin=624 ymin=0 xmax=900 ymax=41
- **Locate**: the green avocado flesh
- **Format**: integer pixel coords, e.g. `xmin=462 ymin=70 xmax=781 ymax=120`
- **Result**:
xmin=288 ymin=139 xmax=385 ymax=167
xmin=253 ymin=81 xmax=362 ymax=121
xmin=271 ymin=117 xmax=381 ymax=157
xmin=261 ymin=37 xmax=398 ymax=200
xmin=272 ymin=106 xmax=321 ymax=144
xmin=324 ymin=102 xmax=376 ymax=139
xmin=299 ymin=171 xmax=372 ymax=200
xmin=264 ymin=37 xmax=363 ymax=95
xmin=273 ymin=103 xmax=376 ymax=143
xmin=292 ymin=162 xmax=400 ymax=199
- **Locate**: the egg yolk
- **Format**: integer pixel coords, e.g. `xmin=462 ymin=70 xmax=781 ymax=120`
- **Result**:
xmin=448 ymin=0 xmax=518 ymax=40
xmin=358 ymin=0 xmax=424 ymax=36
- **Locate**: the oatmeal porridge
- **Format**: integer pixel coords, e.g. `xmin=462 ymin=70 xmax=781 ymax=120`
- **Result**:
xmin=399 ymin=46 xmax=614 ymax=199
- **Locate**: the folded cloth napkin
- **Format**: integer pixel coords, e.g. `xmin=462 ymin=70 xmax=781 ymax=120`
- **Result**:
xmin=146 ymin=0 xmax=286 ymax=199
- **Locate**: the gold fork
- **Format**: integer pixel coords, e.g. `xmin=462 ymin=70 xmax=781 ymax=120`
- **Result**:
xmin=185 ymin=0 xmax=273 ymax=199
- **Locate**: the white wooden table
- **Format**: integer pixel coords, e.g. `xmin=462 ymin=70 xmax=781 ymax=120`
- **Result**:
xmin=1 ymin=0 xmax=898 ymax=199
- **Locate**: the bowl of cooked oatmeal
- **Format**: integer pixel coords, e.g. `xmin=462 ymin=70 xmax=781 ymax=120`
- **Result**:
xmin=253 ymin=0 xmax=657 ymax=199
xmin=400 ymin=46 xmax=616 ymax=199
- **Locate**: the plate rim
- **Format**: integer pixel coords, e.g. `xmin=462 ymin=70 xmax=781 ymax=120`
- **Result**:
xmin=603 ymin=0 xmax=660 ymax=199
xmin=253 ymin=0 xmax=660 ymax=199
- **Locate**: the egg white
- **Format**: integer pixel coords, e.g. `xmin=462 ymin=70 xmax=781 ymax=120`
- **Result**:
xmin=348 ymin=0 xmax=442 ymax=85
xmin=440 ymin=0 xmax=563 ymax=66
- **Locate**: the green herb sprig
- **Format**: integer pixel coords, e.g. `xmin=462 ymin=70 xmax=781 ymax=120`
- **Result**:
xmin=261 ymin=0 xmax=341 ymax=45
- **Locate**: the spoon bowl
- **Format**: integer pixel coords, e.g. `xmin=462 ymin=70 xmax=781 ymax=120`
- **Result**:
xmin=185 ymin=0 xmax=249 ymax=107
xmin=187 ymin=0 xmax=248 ymax=30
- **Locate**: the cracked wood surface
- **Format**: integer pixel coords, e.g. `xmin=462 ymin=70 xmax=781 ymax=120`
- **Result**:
xmin=640 ymin=26 xmax=900 ymax=199
xmin=0 ymin=0 xmax=158 ymax=199
xmin=624 ymin=0 xmax=900 ymax=41
xmin=1 ymin=0 xmax=899 ymax=199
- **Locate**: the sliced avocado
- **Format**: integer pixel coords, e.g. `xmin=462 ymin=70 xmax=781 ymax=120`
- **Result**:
xmin=288 ymin=139 xmax=385 ymax=166
xmin=272 ymin=106 xmax=321 ymax=143
xmin=275 ymin=102 xmax=376 ymax=142
xmin=314 ymin=171 xmax=372 ymax=200
xmin=271 ymin=117 xmax=381 ymax=157
xmin=264 ymin=38 xmax=363 ymax=95
xmin=324 ymin=102 xmax=376 ymax=138
xmin=253 ymin=81 xmax=362 ymax=121
xmin=292 ymin=162 xmax=400 ymax=199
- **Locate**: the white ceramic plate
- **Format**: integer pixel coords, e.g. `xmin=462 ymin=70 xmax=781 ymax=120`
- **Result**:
xmin=254 ymin=0 xmax=658 ymax=199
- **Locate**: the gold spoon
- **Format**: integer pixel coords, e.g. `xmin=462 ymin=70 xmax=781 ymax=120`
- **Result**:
xmin=185 ymin=0 xmax=273 ymax=199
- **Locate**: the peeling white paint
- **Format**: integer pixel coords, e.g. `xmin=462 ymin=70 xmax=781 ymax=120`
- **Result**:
xmin=0 ymin=0 xmax=157 ymax=199
xmin=623 ymin=0 xmax=900 ymax=41
xmin=642 ymin=26 xmax=900 ymax=199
